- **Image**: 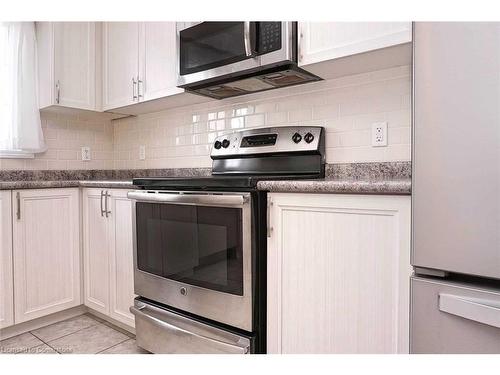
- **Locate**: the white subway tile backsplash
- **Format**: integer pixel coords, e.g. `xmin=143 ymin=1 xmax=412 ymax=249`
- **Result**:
xmin=109 ymin=66 xmax=411 ymax=168
xmin=0 ymin=66 xmax=411 ymax=171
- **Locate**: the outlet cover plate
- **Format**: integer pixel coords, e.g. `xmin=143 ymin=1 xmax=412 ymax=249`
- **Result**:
xmin=81 ymin=147 xmax=91 ymax=161
xmin=371 ymin=122 xmax=388 ymax=147
xmin=139 ymin=145 xmax=146 ymax=160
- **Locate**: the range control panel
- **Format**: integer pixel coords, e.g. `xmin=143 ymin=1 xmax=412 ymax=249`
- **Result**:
xmin=211 ymin=126 xmax=324 ymax=158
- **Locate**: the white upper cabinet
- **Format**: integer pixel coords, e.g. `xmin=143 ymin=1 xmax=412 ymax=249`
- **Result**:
xmin=37 ymin=22 xmax=100 ymax=111
xmin=298 ymin=22 xmax=412 ymax=67
xmin=12 ymin=189 xmax=81 ymax=324
xmin=0 ymin=191 xmax=14 ymax=329
xmin=140 ymin=22 xmax=182 ymax=102
xmin=103 ymin=22 xmax=182 ymax=111
xmin=267 ymin=193 xmax=411 ymax=354
xmin=102 ymin=22 xmax=140 ymax=110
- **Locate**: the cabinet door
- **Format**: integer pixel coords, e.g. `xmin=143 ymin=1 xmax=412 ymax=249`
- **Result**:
xmin=0 ymin=191 xmax=14 ymax=329
xmin=108 ymin=190 xmax=135 ymax=327
xmin=139 ymin=22 xmax=183 ymax=102
xmin=267 ymin=193 xmax=411 ymax=354
xmin=102 ymin=22 xmax=140 ymax=110
xmin=53 ymin=22 xmax=96 ymax=110
xmin=12 ymin=189 xmax=81 ymax=324
xmin=298 ymin=22 xmax=411 ymax=66
xmin=82 ymin=189 xmax=109 ymax=314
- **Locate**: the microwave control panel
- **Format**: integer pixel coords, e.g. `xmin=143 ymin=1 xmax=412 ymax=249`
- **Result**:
xmin=257 ymin=22 xmax=282 ymax=54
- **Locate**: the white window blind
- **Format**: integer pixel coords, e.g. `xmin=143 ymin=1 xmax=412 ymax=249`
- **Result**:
xmin=0 ymin=22 xmax=45 ymax=158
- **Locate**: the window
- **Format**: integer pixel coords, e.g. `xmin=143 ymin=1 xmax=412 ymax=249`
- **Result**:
xmin=0 ymin=22 xmax=45 ymax=158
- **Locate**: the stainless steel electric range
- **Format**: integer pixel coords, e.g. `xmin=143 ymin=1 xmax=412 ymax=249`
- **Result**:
xmin=128 ymin=126 xmax=325 ymax=354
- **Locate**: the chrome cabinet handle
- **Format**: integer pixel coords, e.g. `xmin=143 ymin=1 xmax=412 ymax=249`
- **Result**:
xmin=132 ymin=77 xmax=138 ymax=101
xmin=55 ymin=80 xmax=60 ymax=104
xmin=243 ymin=22 xmax=253 ymax=57
xmin=100 ymin=190 xmax=105 ymax=217
xmin=104 ymin=190 xmax=111 ymax=218
xmin=130 ymin=305 xmax=250 ymax=354
xmin=137 ymin=77 xmax=143 ymax=99
xmin=16 ymin=192 xmax=20 ymax=220
xmin=267 ymin=198 xmax=273 ymax=238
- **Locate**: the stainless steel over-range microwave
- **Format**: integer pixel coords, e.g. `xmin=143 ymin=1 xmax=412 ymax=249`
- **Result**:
xmin=176 ymin=22 xmax=321 ymax=99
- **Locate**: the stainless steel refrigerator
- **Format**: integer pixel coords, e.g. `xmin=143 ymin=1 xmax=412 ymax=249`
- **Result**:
xmin=411 ymin=22 xmax=500 ymax=353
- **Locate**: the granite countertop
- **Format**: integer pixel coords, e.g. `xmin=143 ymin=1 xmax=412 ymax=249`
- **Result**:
xmin=256 ymin=178 xmax=411 ymax=195
xmin=0 ymin=162 xmax=412 ymax=195
xmin=0 ymin=180 xmax=134 ymax=190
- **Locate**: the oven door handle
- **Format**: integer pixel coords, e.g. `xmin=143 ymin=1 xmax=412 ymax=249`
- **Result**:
xmin=127 ymin=191 xmax=249 ymax=207
xmin=130 ymin=305 xmax=250 ymax=354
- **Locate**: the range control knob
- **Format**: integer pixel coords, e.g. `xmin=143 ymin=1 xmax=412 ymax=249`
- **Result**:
xmin=222 ymin=139 xmax=230 ymax=148
xmin=292 ymin=132 xmax=302 ymax=143
xmin=304 ymin=132 xmax=315 ymax=143
xmin=214 ymin=140 xmax=222 ymax=149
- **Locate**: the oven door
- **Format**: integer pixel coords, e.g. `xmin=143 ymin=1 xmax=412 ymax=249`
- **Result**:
xmin=128 ymin=190 xmax=253 ymax=332
xmin=177 ymin=22 xmax=294 ymax=87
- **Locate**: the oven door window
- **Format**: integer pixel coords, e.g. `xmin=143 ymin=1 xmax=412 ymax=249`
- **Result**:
xmin=136 ymin=203 xmax=244 ymax=296
xmin=180 ymin=22 xmax=249 ymax=75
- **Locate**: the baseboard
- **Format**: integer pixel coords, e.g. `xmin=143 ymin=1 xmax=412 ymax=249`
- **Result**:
xmin=86 ymin=308 xmax=135 ymax=336
xmin=0 ymin=305 xmax=87 ymax=340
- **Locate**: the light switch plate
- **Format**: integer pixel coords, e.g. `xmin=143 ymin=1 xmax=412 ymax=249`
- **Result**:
xmin=372 ymin=122 xmax=388 ymax=147
xmin=139 ymin=145 xmax=146 ymax=160
xmin=81 ymin=147 xmax=91 ymax=161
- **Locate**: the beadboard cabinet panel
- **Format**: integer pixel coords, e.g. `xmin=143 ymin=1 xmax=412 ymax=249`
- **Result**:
xmin=140 ymin=22 xmax=183 ymax=101
xmin=108 ymin=190 xmax=135 ymax=327
xmin=12 ymin=189 xmax=81 ymax=324
xmin=37 ymin=22 xmax=99 ymax=111
xmin=82 ymin=189 xmax=110 ymax=314
xmin=82 ymin=188 xmax=135 ymax=328
xmin=102 ymin=22 xmax=140 ymax=110
xmin=267 ymin=193 xmax=411 ymax=354
xmin=0 ymin=191 xmax=14 ymax=329
xmin=298 ymin=22 xmax=412 ymax=66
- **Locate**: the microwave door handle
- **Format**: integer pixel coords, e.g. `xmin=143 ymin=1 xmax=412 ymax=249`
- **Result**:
xmin=243 ymin=21 xmax=253 ymax=57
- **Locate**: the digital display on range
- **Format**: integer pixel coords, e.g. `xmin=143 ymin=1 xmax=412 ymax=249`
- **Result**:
xmin=240 ymin=134 xmax=277 ymax=148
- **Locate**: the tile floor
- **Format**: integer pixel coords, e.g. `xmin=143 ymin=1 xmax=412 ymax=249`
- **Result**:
xmin=0 ymin=314 xmax=149 ymax=354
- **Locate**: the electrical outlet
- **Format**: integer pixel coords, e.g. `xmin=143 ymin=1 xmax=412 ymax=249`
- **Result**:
xmin=139 ymin=145 xmax=146 ymax=160
xmin=81 ymin=147 xmax=91 ymax=161
xmin=371 ymin=122 xmax=388 ymax=147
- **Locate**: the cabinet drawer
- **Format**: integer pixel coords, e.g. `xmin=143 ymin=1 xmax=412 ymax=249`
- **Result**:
xmin=131 ymin=299 xmax=251 ymax=354
xmin=411 ymin=277 xmax=500 ymax=353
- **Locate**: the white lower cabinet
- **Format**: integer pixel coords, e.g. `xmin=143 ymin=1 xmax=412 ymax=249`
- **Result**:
xmin=267 ymin=193 xmax=411 ymax=354
xmin=12 ymin=189 xmax=81 ymax=324
xmin=83 ymin=188 xmax=135 ymax=327
xmin=0 ymin=191 xmax=14 ymax=329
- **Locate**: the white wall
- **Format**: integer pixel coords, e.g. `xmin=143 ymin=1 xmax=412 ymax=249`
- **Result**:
xmin=0 ymin=112 xmax=114 ymax=170
xmin=113 ymin=65 xmax=410 ymax=170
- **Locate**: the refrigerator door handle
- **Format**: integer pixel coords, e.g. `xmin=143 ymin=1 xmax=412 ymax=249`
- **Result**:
xmin=439 ymin=293 xmax=500 ymax=329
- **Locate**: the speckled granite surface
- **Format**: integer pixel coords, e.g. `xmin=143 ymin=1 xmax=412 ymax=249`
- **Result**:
xmin=0 ymin=168 xmax=211 ymax=190
xmin=257 ymin=161 xmax=412 ymax=195
xmin=0 ymin=180 xmax=134 ymax=190
xmin=325 ymin=161 xmax=411 ymax=180
xmin=0 ymin=162 xmax=411 ymax=194
xmin=256 ymin=179 xmax=411 ymax=195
